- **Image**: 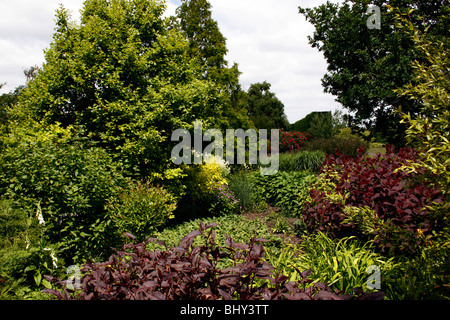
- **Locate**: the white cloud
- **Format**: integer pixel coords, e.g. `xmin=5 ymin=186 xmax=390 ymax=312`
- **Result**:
xmin=207 ymin=0 xmax=343 ymax=123
xmin=0 ymin=0 xmax=82 ymax=92
xmin=0 ymin=0 xmax=343 ymax=123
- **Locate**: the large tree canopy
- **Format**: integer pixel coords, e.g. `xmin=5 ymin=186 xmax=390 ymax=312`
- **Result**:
xmin=175 ymin=0 xmax=252 ymax=130
xmin=13 ymin=0 xmax=227 ymax=178
xmin=299 ymin=0 xmax=449 ymax=145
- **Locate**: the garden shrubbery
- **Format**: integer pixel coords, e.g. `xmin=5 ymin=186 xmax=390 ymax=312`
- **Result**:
xmin=107 ymin=181 xmax=177 ymax=243
xmin=0 ymin=123 xmax=129 ymax=262
xmin=1 ymin=0 xmax=449 ymax=302
xmin=277 ymin=131 xmax=311 ymax=153
xmin=278 ymin=150 xmax=325 ymax=172
xmin=43 ymin=223 xmax=383 ymax=300
xmin=177 ymin=154 xmax=238 ymax=219
xmin=304 ymin=136 xmax=370 ymax=158
xmin=255 ymin=171 xmax=316 ymax=218
xmin=300 ymin=145 xmax=444 ymax=255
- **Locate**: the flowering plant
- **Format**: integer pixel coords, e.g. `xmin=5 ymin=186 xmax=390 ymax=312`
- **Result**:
xmin=269 ymin=131 xmax=310 ymax=154
xmin=208 ymin=183 xmax=241 ymax=216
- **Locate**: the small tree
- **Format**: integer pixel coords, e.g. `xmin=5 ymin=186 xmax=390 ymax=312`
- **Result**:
xmin=393 ymin=7 xmax=450 ymax=195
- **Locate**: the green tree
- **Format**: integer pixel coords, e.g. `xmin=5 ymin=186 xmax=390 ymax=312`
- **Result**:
xmin=307 ymin=112 xmax=333 ymax=139
xmin=393 ymin=7 xmax=450 ymax=195
xmin=241 ymin=81 xmax=289 ymax=131
xmin=299 ymin=0 xmax=449 ymax=146
xmin=1 ymin=66 xmax=38 ymax=126
xmin=175 ymin=0 xmax=252 ymax=130
xmin=13 ymin=0 xmax=226 ymax=179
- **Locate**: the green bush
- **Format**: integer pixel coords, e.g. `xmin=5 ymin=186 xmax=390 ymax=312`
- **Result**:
xmin=0 ymin=123 xmax=129 ymax=262
xmin=208 ymin=183 xmax=241 ymax=216
xmin=228 ymin=172 xmax=267 ymax=212
xmin=0 ymin=200 xmax=62 ymax=299
xmin=304 ymin=137 xmax=370 ymax=157
xmin=177 ymin=155 xmax=231 ymax=219
xmin=107 ymin=181 xmax=177 ymax=243
xmin=383 ymin=233 xmax=450 ymax=300
xmin=255 ymin=171 xmax=317 ymax=217
xmin=278 ymin=150 xmax=326 ymax=172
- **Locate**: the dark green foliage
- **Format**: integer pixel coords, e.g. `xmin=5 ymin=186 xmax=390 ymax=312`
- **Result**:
xmin=290 ymin=111 xmax=330 ymax=133
xmin=175 ymin=0 xmax=252 ymax=131
xmin=240 ymin=81 xmax=289 ymax=131
xmin=255 ymin=171 xmax=316 ymax=217
xmin=384 ymin=237 xmax=450 ymax=299
xmin=308 ymin=112 xmax=333 ymax=139
xmin=299 ymin=0 xmax=449 ymax=145
xmin=0 ymin=125 xmax=129 ymax=262
xmin=304 ymin=136 xmax=370 ymax=158
xmin=278 ymin=150 xmax=326 ymax=172
xmin=0 ymin=200 xmax=61 ymax=299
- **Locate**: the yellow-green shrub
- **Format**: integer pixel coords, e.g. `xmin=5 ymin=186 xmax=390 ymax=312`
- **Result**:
xmin=183 ymin=154 xmax=230 ymax=202
xmin=107 ymin=181 xmax=177 ymax=243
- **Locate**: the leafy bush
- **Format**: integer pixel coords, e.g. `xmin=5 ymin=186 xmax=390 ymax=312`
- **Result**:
xmin=255 ymin=171 xmax=317 ymax=217
xmin=304 ymin=136 xmax=370 ymax=158
xmin=208 ymin=183 xmax=241 ymax=216
xmin=0 ymin=200 xmax=62 ymax=299
xmin=280 ymin=131 xmax=310 ymax=153
xmin=307 ymin=112 xmax=333 ymax=139
xmin=383 ymin=236 xmax=450 ymax=300
xmin=394 ymin=10 xmax=450 ymax=195
xmin=179 ymin=154 xmax=230 ymax=214
xmin=227 ymin=172 xmax=267 ymax=212
xmin=278 ymin=150 xmax=326 ymax=172
xmin=301 ymin=145 xmax=444 ymax=255
xmin=106 ymin=181 xmax=177 ymax=243
xmin=44 ymin=223 xmax=384 ymax=300
xmin=269 ymin=131 xmax=311 ymax=154
xmin=0 ymin=123 xmax=129 ymax=262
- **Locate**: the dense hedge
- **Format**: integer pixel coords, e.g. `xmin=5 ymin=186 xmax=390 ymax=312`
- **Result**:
xmin=304 ymin=137 xmax=370 ymax=158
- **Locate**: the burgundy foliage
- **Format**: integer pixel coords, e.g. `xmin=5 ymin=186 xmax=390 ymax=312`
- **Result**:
xmin=302 ymin=145 xmax=444 ymax=254
xmin=44 ymin=222 xmax=383 ymax=300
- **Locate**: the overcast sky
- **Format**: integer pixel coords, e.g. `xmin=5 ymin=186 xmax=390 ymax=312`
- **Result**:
xmin=0 ymin=0 xmax=343 ymax=123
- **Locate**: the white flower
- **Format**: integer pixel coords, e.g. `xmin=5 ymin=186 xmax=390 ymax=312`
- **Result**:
xmin=43 ymin=248 xmax=58 ymax=268
xmin=36 ymin=203 xmax=45 ymax=226
xmin=203 ymin=153 xmax=230 ymax=175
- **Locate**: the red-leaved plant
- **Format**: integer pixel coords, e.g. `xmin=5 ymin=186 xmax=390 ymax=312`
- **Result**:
xmin=269 ymin=131 xmax=310 ymax=154
xmin=301 ymin=145 xmax=444 ymax=255
xmin=43 ymin=222 xmax=383 ymax=300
